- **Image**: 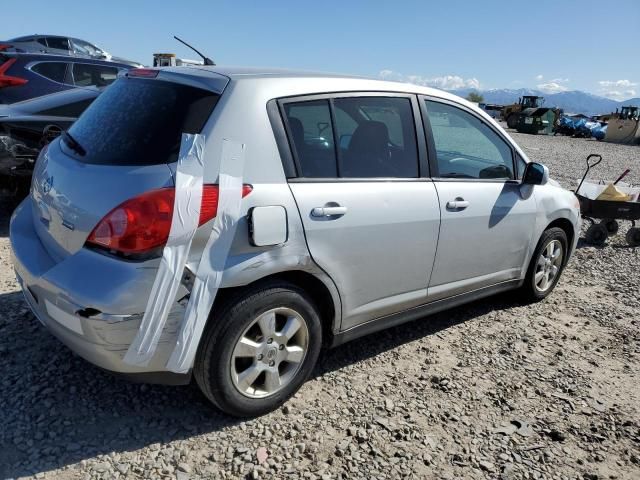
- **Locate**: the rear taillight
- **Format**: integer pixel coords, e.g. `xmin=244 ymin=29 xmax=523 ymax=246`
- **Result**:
xmin=86 ymin=184 xmax=252 ymax=255
xmin=0 ymin=44 xmax=12 ymax=51
xmin=0 ymin=58 xmax=28 ymax=88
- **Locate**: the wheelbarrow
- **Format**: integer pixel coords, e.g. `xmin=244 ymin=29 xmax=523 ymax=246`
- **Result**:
xmin=575 ymin=154 xmax=640 ymax=247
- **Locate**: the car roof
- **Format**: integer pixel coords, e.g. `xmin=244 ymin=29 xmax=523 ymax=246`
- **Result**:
xmin=161 ymin=65 xmax=469 ymax=104
xmin=1 ymin=51 xmax=133 ymax=68
xmin=9 ymin=34 xmax=67 ymax=41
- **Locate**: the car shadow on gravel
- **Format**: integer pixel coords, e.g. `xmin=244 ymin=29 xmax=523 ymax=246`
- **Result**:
xmin=314 ymin=292 xmax=520 ymax=379
xmin=0 ymin=290 xmax=245 ymax=479
xmin=0 ymin=288 xmax=521 ymax=478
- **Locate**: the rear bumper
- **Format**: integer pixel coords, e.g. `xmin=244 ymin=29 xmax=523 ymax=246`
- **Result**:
xmin=9 ymin=199 xmax=191 ymax=384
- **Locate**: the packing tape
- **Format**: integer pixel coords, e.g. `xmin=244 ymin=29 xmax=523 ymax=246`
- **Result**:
xmin=166 ymin=139 xmax=246 ymax=373
xmin=123 ymin=133 xmax=205 ymax=367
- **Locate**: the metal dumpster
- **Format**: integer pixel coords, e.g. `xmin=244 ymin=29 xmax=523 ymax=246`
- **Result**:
xmin=516 ymin=107 xmax=557 ymax=135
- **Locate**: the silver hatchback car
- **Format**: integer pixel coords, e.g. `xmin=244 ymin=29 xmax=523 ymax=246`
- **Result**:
xmin=10 ymin=66 xmax=581 ymax=416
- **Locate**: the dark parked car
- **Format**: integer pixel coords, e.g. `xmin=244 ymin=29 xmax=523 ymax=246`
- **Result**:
xmin=0 ymin=52 xmax=132 ymax=104
xmin=0 ymin=87 xmax=100 ymax=198
xmin=1 ymin=34 xmax=141 ymax=67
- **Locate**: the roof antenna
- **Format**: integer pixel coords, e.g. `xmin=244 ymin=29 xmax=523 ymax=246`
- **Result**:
xmin=173 ymin=35 xmax=215 ymax=66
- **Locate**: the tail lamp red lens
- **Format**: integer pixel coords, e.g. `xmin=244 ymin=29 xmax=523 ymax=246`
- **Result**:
xmin=86 ymin=184 xmax=252 ymax=254
xmin=0 ymin=58 xmax=28 ymax=88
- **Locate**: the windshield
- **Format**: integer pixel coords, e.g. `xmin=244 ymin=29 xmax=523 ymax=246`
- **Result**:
xmin=64 ymin=77 xmax=219 ymax=165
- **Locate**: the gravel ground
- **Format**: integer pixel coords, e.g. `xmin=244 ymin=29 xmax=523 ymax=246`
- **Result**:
xmin=1 ymin=130 xmax=639 ymax=480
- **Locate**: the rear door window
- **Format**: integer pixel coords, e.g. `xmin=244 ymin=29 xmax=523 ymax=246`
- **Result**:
xmin=333 ymin=97 xmax=418 ymax=178
xmin=31 ymin=62 xmax=68 ymax=83
xmin=65 ymin=77 xmax=219 ymax=165
xmin=72 ymin=63 xmax=119 ymax=87
xmin=283 ymin=96 xmax=419 ymax=178
xmin=45 ymin=37 xmax=70 ymax=51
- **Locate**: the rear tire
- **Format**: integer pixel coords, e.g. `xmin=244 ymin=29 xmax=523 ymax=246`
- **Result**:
xmin=520 ymin=227 xmax=567 ymax=302
xmin=626 ymin=227 xmax=640 ymax=247
xmin=585 ymin=223 xmax=608 ymax=246
xmin=194 ymin=280 xmax=322 ymax=417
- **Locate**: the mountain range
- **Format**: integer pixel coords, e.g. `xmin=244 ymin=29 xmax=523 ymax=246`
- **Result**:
xmin=448 ymin=88 xmax=639 ymax=116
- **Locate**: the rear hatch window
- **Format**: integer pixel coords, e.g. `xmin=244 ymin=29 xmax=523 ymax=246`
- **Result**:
xmin=64 ymin=77 xmax=218 ymax=165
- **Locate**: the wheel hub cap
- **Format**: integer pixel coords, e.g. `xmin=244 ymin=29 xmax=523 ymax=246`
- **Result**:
xmin=230 ymin=307 xmax=309 ymax=399
xmin=534 ymin=239 xmax=564 ymax=293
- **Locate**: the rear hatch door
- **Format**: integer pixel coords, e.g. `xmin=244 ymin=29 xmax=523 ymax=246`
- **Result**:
xmin=30 ymin=69 xmax=227 ymax=261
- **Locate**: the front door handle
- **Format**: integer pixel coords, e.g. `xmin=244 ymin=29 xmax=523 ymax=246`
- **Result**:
xmin=311 ymin=206 xmax=347 ymax=217
xmin=446 ymin=199 xmax=470 ymax=210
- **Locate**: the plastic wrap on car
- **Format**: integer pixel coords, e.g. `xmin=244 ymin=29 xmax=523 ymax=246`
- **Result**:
xmin=166 ymin=139 xmax=246 ymax=373
xmin=123 ymin=133 xmax=205 ymax=367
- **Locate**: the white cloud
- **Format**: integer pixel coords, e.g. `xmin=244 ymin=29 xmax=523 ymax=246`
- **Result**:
xmin=379 ymin=69 xmax=396 ymax=79
xmin=536 ymin=82 xmax=569 ymax=94
xmin=597 ymin=80 xmax=638 ymax=100
xmin=378 ymin=70 xmax=481 ymax=90
xmin=535 ymin=77 xmax=570 ymax=93
xmin=535 ymin=74 xmax=544 ymax=81
xmin=598 ymin=79 xmax=637 ymax=88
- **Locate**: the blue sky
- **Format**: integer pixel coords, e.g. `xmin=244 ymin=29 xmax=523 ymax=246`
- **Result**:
xmin=5 ymin=0 xmax=639 ymax=99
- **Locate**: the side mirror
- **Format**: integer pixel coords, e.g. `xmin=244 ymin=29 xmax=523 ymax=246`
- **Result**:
xmin=522 ymin=162 xmax=549 ymax=185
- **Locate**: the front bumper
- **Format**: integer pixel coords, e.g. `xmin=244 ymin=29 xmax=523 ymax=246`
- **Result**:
xmin=10 ymin=199 xmax=191 ymax=384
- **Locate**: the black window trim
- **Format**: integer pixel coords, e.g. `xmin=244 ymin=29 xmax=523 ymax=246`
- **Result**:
xmin=274 ymin=91 xmax=430 ymax=182
xmin=419 ymin=94 xmax=519 ymax=184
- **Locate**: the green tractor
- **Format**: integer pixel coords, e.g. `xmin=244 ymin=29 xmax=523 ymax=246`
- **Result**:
xmin=502 ymin=95 xmax=545 ymax=128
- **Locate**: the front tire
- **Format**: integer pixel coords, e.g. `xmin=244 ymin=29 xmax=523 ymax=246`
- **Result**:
xmin=520 ymin=227 xmax=567 ymax=302
xmin=507 ymin=114 xmax=519 ymax=129
xmin=194 ymin=281 xmax=322 ymax=417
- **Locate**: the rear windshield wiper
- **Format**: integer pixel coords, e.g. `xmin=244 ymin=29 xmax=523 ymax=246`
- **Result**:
xmin=62 ymin=131 xmax=86 ymax=157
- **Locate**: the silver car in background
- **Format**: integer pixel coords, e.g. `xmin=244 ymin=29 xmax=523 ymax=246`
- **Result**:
xmin=10 ymin=66 xmax=581 ymax=416
xmin=2 ymin=34 xmax=141 ymax=67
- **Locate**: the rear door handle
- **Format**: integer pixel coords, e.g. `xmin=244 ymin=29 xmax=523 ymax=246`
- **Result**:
xmin=311 ymin=206 xmax=347 ymax=217
xmin=446 ymin=199 xmax=470 ymax=210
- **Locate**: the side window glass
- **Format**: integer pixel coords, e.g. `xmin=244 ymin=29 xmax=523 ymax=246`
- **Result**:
xmin=333 ymin=97 xmax=418 ymax=178
xmin=73 ymin=39 xmax=101 ymax=56
xmin=425 ymin=100 xmax=514 ymax=180
xmin=37 ymin=38 xmax=48 ymax=47
xmin=72 ymin=64 xmax=119 ymax=87
xmin=284 ymin=100 xmax=337 ymax=178
xmin=45 ymin=37 xmax=70 ymax=51
xmin=31 ymin=62 xmax=67 ymax=83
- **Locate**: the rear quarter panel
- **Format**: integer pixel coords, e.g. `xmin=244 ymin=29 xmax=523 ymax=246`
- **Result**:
xmin=180 ymin=79 xmax=343 ymax=329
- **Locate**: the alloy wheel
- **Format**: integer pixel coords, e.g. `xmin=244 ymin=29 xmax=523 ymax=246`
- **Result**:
xmin=534 ymin=239 xmax=563 ymax=292
xmin=230 ymin=307 xmax=309 ymax=398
